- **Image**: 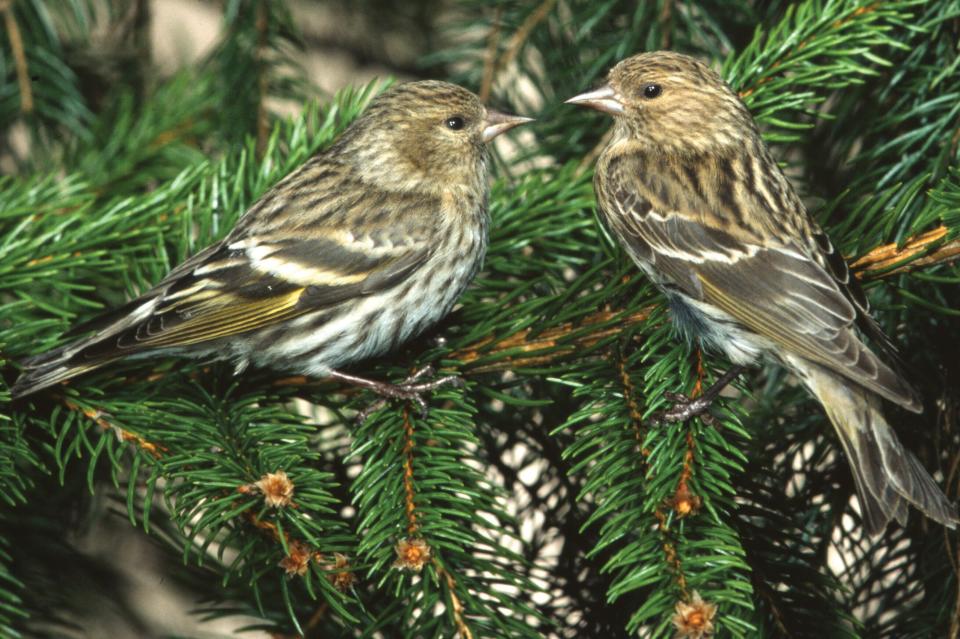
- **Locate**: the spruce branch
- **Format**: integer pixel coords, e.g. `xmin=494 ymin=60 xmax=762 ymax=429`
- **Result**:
xmin=2 ymin=1 xmax=958 ymax=634
xmin=62 ymin=397 xmax=166 ymax=459
xmin=434 ymin=561 xmax=474 ymax=639
xmin=431 ymin=221 xmax=960 ymax=377
xmin=853 ymin=224 xmax=960 ymax=278
xmin=399 ymin=407 xmax=421 ymax=537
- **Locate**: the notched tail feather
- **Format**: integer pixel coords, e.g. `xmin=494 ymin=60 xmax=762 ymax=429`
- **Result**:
xmin=10 ymin=359 xmax=111 ymax=398
xmin=11 ymin=309 xmax=154 ymax=399
xmin=791 ymin=356 xmax=958 ymax=536
xmin=836 ymin=412 xmax=957 ymax=535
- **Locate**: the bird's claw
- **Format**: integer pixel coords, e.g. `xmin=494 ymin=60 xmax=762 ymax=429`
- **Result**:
xmin=654 ymin=392 xmax=717 ymax=425
xmin=355 ymin=367 xmax=464 ymax=423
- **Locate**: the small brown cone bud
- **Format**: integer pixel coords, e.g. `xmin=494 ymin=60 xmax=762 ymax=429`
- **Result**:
xmin=252 ymin=470 xmax=295 ymax=508
xmin=671 ymin=481 xmax=702 ymax=518
xmin=393 ymin=537 xmax=431 ymax=572
xmin=672 ymin=591 xmax=717 ymax=639
xmin=326 ymin=552 xmax=356 ymax=592
xmin=279 ymin=540 xmax=311 ymax=577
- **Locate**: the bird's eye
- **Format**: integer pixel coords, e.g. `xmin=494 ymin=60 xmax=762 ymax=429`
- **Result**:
xmin=642 ymin=84 xmax=662 ymax=99
xmin=445 ymin=116 xmax=466 ymax=130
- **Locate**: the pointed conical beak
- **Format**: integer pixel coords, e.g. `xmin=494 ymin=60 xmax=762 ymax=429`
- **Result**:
xmin=481 ymin=110 xmax=534 ymax=143
xmin=565 ymin=84 xmax=624 ymax=116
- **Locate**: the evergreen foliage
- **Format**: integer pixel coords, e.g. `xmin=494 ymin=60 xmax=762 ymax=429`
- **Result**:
xmin=2 ymin=0 xmax=959 ymax=637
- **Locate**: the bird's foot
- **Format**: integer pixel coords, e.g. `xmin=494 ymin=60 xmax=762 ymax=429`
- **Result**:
xmin=652 ymin=365 xmax=745 ymax=426
xmin=330 ymin=367 xmax=464 ymax=423
xmin=655 ymin=391 xmax=718 ymax=425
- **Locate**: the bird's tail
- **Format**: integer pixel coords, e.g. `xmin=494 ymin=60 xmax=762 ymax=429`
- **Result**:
xmin=789 ymin=357 xmax=958 ymax=535
xmin=10 ymin=347 xmax=116 ymax=398
xmin=9 ymin=296 xmax=166 ymax=398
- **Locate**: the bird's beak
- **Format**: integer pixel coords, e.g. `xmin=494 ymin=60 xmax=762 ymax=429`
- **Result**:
xmin=565 ymin=84 xmax=624 ymax=116
xmin=481 ymin=110 xmax=534 ymax=143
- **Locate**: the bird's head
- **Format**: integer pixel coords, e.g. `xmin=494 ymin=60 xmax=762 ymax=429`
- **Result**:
xmin=567 ymin=51 xmax=756 ymax=156
xmin=340 ymin=80 xmax=532 ymax=194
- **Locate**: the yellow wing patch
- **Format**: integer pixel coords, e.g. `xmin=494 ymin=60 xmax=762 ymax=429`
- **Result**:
xmin=138 ymin=288 xmax=306 ymax=347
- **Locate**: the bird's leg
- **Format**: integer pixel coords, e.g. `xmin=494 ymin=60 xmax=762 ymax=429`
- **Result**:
xmin=328 ymin=366 xmax=464 ymax=422
xmin=655 ymin=365 xmax=745 ymax=425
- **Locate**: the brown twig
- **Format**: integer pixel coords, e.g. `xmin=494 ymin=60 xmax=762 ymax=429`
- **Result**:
xmin=619 ymin=351 xmax=692 ymax=595
xmin=449 ymin=308 xmax=653 ymax=373
xmin=480 ymin=0 xmax=555 ymax=102
xmin=395 ymin=410 xmax=470 ymax=636
xmin=63 ymin=398 xmax=166 ymax=458
xmin=852 ymin=225 xmax=960 ymax=278
xmin=0 ymin=0 xmax=33 ymax=114
xmin=666 ymin=352 xmax=705 ymax=519
xmin=434 ymin=560 xmax=474 ymax=639
xmin=659 ymin=0 xmax=674 ymax=50
xmin=254 ymin=0 xmax=270 ymax=159
xmin=618 ymin=351 xmax=649 ymax=457
xmin=478 ymin=7 xmax=503 ymax=103
xmin=691 ymin=348 xmax=705 ymax=399
xmin=401 ymin=406 xmax=420 ymax=536
xmin=498 ymin=0 xmax=556 ymax=76
xmin=652 ymin=428 xmax=697 ymax=601
xmin=654 ymin=506 xmax=689 ymax=599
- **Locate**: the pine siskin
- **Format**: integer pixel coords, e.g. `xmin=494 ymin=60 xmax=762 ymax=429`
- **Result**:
xmin=567 ymin=51 xmax=958 ymax=534
xmin=11 ymin=81 xmax=532 ymax=410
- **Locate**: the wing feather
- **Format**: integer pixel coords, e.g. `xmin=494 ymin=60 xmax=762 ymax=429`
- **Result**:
xmin=601 ymin=151 xmax=920 ymax=411
xmin=61 ymin=164 xmax=435 ymax=360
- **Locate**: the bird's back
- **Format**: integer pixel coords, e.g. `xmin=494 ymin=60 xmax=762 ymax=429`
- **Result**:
xmin=595 ymin=140 xmax=920 ymax=412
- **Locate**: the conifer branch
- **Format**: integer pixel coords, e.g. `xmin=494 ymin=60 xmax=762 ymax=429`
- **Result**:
xmin=451 ymin=308 xmax=653 ymax=372
xmin=446 ymin=224 xmax=957 ymax=375
xmin=618 ymin=351 xmax=648 ymax=450
xmin=62 ymin=398 xmax=166 ymax=458
xmin=401 ymin=406 xmax=420 ymax=536
xmin=853 ymin=225 xmax=960 ymax=278
xmin=498 ymin=0 xmax=555 ymax=77
xmin=735 ymin=1 xmax=883 ymax=100
xmin=434 ymin=561 xmax=474 ymax=639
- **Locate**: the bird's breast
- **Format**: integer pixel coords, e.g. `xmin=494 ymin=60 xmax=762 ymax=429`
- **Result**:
xmin=249 ymin=198 xmax=489 ymax=375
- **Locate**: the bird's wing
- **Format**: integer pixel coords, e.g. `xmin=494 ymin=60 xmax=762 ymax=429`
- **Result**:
xmin=601 ymin=153 xmax=920 ymax=411
xmin=110 ymin=239 xmax=428 ymax=351
xmin=66 ymin=167 xmax=435 ymax=358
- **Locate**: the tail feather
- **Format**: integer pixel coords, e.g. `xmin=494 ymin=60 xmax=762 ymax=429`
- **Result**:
xmin=10 ymin=298 xmax=163 ymax=398
xmin=12 ymin=324 xmax=127 ymax=398
xmin=10 ymin=360 xmax=111 ymax=398
xmin=789 ymin=356 xmax=958 ymax=535
xmin=12 ymin=336 xmax=111 ymax=398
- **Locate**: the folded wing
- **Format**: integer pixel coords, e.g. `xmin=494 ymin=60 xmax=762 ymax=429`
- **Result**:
xmin=601 ymin=152 xmax=920 ymax=412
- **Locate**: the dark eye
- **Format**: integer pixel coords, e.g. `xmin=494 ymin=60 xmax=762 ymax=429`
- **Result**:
xmin=445 ymin=116 xmax=466 ymax=130
xmin=642 ymin=84 xmax=662 ymax=99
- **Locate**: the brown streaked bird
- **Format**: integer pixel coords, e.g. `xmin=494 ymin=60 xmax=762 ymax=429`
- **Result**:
xmin=11 ymin=81 xmax=532 ymax=413
xmin=567 ymin=51 xmax=957 ymax=535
